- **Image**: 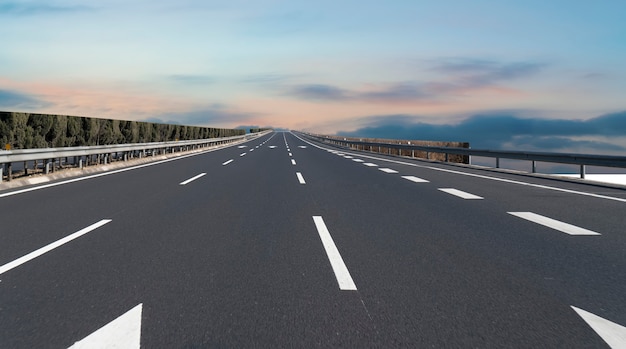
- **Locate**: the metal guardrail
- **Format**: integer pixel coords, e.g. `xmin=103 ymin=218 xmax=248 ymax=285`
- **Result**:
xmin=0 ymin=131 xmax=269 ymax=182
xmin=299 ymin=132 xmax=626 ymax=179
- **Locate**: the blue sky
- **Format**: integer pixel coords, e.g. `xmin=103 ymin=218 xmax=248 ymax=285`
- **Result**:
xmin=1 ymin=0 xmax=625 ymax=153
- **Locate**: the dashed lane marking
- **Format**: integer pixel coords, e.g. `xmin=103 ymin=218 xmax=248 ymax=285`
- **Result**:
xmin=508 ymin=212 xmax=600 ymax=235
xmin=439 ymin=188 xmax=483 ymax=199
xmin=379 ymin=168 xmax=399 ymax=174
xmin=291 ymin=159 xmax=296 ymax=165
xmin=352 ymin=159 xmax=365 ymax=162
xmin=363 ymin=163 xmax=378 ymax=167
xmin=179 ymin=173 xmax=207 ymax=185
xmin=240 ymin=153 xmax=247 ymax=157
xmin=312 ymin=216 xmax=357 ymax=291
xmin=402 ymin=175 xmax=429 ymax=183
xmin=0 ymin=219 xmax=112 ymax=275
xmin=296 ymin=172 xmax=306 ymax=184
xmin=222 ymin=159 xmax=234 ymax=166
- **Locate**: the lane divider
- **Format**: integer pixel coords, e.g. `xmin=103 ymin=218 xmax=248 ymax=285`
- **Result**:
xmin=0 ymin=219 xmax=112 ymax=275
xmin=222 ymin=159 xmax=234 ymax=166
xmin=438 ymin=188 xmax=483 ymax=199
xmin=296 ymin=172 xmax=306 ymax=184
xmin=508 ymin=212 xmax=600 ymax=235
xmin=312 ymin=216 xmax=357 ymax=291
xmin=179 ymin=173 xmax=207 ymax=185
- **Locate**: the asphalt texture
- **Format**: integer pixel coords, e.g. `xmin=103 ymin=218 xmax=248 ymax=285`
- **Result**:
xmin=1 ymin=131 xmax=625 ymax=348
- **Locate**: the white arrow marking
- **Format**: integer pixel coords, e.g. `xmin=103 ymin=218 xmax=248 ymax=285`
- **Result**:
xmin=69 ymin=303 xmax=142 ymax=349
xmin=572 ymin=306 xmax=626 ymax=349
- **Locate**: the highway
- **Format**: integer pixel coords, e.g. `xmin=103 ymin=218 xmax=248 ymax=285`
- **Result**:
xmin=1 ymin=131 xmax=625 ymax=348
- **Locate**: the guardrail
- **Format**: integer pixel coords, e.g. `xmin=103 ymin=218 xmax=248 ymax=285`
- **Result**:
xmin=0 ymin=131 xmax=269 ymax=182
xmin=299 ymin=132 xmax=626 ymax=179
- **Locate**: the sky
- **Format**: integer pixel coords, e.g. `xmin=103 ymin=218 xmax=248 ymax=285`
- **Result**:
xmin=1 ymin=0 xmax=625 ymax=153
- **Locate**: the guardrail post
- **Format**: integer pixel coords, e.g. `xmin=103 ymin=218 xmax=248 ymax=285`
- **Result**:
xmin=23 ymin=161 xmax=28 ymax=176
xmin=45 ymin=161 xmax=50 ymax=174
xmin=79 ymin=159 xmax=83 ymax=169
xmin=496 ymin=157 xmax=500 ymax=168
xmin=426 ymin=152 xmax=430 ymax=160
xmin=445 ymin=153 xmax=449 ymax=162
xmin=6 ymin=163 xmax=11 ymax=181
xmin=532 ymin=160 xmax=536 ymax=173
xmin=580 ymin=165 xmax=586 ymax=179
xmin=0 ymin=165 xmax=3 ymax=182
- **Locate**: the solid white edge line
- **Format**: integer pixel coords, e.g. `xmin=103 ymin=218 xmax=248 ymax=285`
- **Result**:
xmin=508 ymin=212 xmax=600 ymax=235
xmin=179 ymin=173 xmax=207 ymax=185
xmin=222 ymin=159 xmax=234 ymax=165
xmin=312 ymin=216 xmax=357 ymax=291
xmin=0 ymin=219 xmax=112 ymax=275
xmin=296 ymin=172 xmax=306 ymax=184
xmin=289 ymin=132 xmax=626 ymax=204
xmin=438 ymin=188 xmax=483 ymax=199
xmin=401 ymin=175 xmax=429 ymax=183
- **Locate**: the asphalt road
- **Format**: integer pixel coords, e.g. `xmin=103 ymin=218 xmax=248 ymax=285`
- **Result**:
xmin=1 ymin=131 xmax=625 ymax=348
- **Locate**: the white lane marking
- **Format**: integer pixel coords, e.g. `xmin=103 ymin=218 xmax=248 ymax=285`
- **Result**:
xmin=291 ymin=159 xmax=296 ymax=165
xmin=237 ymin=145 xmax=247 ymax=148
xmin=312 ymin=216 xmax=357 ymax=291
xmin=249 ymin=149 xmax=254 ymax=152
xmin=571 ymin=306 xmax=626 ymax=349
xmin=402 ymin=175 xmax=430 ymax=183
xmin=343 ymin=156 xmax=354 ymax=159
xmin=291 ymin=132 xmax=626 ymax=204
xmin=363 ymin=163 xmax=378 ymax=167
xmin=269 ymin=146 xmax=277 ymax=149
xmin=222 ymin=159 xmax=234 ymax=166
xmin=352 ymin=159 xmax=365 ymax=162
xmin=289 ymin=153 xmax=292 ymax=157
xmin=240 ymin=152 xmax=247 ymax=157
xmin=179 ymin=173 xmax=206 ymax=185
xmin=255 ymin=146 xmax=259 ymax=148
xmin=287 ymin=148 xmax=290 ymax=151
xmin=439 ymin=188 xmax=483 ymax=199
xmin=69 ymin=303 xmax=142 ymax=349
xmin=379 ymin=168 xmax=398 ymax=173
xmin=0 ymin=219 xmax=112 ymax=275
xmin=296 ymin=172 xmax=306 ymax=184
xmin=508 ymin=212 xmax=600 ymax=235
xmin=298 ymin=146 xmax=307 ymax=148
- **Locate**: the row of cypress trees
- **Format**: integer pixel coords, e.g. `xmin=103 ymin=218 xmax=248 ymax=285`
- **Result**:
xmin=0 ymin=111 xmax=245 ymax=149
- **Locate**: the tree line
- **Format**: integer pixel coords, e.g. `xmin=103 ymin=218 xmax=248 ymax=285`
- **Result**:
xmin=0 ymin=111 xmax=245 ymax=149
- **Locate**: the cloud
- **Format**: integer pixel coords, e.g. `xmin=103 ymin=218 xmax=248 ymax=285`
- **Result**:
xmin=0 ymin=89 xmax=52 ymax=109
xmin=337 ymin=111 xmax=626 ymax=154
xmin=285 ymin=58 xmax=545 ymax=103
xmin=288 ymin=84 xmax=351 ymax=101
xmin=0 ymin=2 xmax=93 ymax=16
